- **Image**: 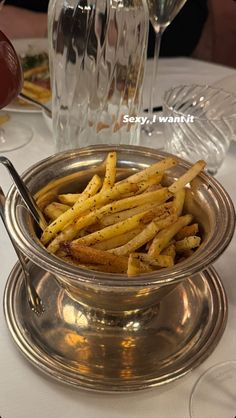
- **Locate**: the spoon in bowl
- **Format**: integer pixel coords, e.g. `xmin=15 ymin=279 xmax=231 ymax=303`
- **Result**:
xmin=0 ymin=156 xmax=47 ymax=231
xmin=0 ymin=186 xmax=44 ymax=315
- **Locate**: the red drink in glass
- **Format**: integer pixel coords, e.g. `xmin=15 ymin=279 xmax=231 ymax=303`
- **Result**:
xmin=0 ymin=30 xmax=22 ymax=109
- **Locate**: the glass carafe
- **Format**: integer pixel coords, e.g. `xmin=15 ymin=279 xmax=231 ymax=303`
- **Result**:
xmin=48 ymin=0 xmax=149 ymax=151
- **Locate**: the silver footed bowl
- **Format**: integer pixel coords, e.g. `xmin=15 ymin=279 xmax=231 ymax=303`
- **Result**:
xmin=4 ymin=145 xmax=235 ymax=312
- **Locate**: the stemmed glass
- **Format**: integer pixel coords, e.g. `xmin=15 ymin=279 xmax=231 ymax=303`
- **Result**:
xmin=0 ymin=8 xmax=32 ymax=151
xmin=143 ymin=0 xmax=188 ymax=139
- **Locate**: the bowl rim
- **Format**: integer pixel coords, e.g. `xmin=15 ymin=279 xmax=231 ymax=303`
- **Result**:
xmin=4 ymin=144 xmax=236 ymax=288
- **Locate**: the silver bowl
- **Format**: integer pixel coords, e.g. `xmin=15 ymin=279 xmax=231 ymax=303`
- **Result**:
xmin=3 ymin=145 xmax=235 ymax=391
xmin=5 ymin=145 xmax=235 ymax=311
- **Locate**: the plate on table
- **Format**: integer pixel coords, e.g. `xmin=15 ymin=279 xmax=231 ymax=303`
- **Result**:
xmin=6 ymin=38 xmax=50 ymax=113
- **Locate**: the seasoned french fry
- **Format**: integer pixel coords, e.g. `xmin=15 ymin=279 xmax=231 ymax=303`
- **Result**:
xmin=74 ymin=211 xmax=152 ymax=247
xmin=131 ymin=253 xmax=174 ymax=268
xmin=47 ymin=223 xmax=77 ymax=253
xmin=58 ymin=193 xmax=81 ymax=205
xmin=172 ymin=188 xmax=186 ymax=216
xmin=175 ymin=223 xmax=199 ymax=240
xmin=161 ymin=243 xmax=176 ymax=259
xmin=123 ymin=157 xmax=178 ymax=184
xmin=140 ymin=204 xmax=175 ymax=224
xmin=63 ymin=242 xmax=128 ymax=272
xmin=135 ymin=173 xmax=163 ymax=194
xmin=34 ymin=162 xmax=107 ymax=203
xmin=72 ymin=187 xmax=170 ymax=235
xmin=41 ymin=174 xmax=102 ymax=244
xmin=127 ymin=254 xmax=152 ymax=276
xmin=99 ymin=202 xmax=173 ymax=227
xmin=44 ymin=202 xmax=70 ymax=221
xmin=58 ymin=254 xmax=128 ymax=273
xmin=148 ymin=214 xmax=193 ymax=258
xmin=109 ymin=221 xmax=159 ymax=256
xmin=110 ymin=214 xmax=177 ymax=256
xmin=48 ymin=192 xmax=167 ymax=253
xmin=40 ymin=151 xmax=204 ymax=275
xmin=101 ymin=152 xmax=117 ymax=191
xmin=168 ymin=160 xmax=206 ymax=193
xmin=92 ymin=226 xmax=144 ymax=250
xmin=175 ymin=236 xmax=201 ymax=252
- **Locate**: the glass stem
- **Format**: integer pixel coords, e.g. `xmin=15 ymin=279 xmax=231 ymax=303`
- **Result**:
xmin=148 ymin=28 xmax=163 ymax=116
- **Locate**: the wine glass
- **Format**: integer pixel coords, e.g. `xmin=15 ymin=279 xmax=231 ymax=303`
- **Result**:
xmin=0 ymin=30 xmax=32 ymax=151
xmin=143 ymin=0 xmax=188 ymax=140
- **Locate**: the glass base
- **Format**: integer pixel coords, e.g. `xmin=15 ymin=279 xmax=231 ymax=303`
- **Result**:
xmin=0 ymin=121 xmax=32 ymax=152
xmin=190 ymin=361 xmax=236 ymax=418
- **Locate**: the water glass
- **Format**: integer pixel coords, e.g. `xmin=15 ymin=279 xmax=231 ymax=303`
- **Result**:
xmin=163 ymin=85 xmax=236 ymax=175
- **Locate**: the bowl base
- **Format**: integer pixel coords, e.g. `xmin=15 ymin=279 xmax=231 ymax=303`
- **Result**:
xmin=4 ymin=262 xmax=227 ymax=392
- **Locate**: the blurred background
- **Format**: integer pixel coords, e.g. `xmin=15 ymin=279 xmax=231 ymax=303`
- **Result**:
xmin=0 ymin=0 xmax=236 ymax=68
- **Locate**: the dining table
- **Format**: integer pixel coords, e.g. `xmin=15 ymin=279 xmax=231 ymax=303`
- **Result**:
xmin=0 ymin=56 xmax=236 ymax=418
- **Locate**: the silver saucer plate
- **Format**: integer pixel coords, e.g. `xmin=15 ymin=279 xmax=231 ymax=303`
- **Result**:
xmin=4 ymin=262 xmax=227 ymax=392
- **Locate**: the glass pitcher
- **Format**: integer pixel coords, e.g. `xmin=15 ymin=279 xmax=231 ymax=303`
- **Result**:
xmin=48 ymin=0 xmax=149 ymax=151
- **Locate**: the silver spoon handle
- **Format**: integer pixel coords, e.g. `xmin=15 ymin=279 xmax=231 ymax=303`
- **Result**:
xmin=0 ymin=186 xmax=44 ymax=315
xmin=0 ymin=156 xmax=47 ymax=231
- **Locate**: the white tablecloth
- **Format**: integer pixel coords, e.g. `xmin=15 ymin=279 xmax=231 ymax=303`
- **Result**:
xmin=0 ymin=58 xmax=236 ymax=418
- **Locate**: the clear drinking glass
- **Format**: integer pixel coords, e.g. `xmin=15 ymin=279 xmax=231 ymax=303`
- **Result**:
xmin=0 ymin=24 xmax=32 ymax=151
xmin=190 ymin=361 xmax=236 ymax=418
xmin=48 ymin=0 xmax=149 ymax=152
xmin=163 ymin=84 xmax=236 ymax=175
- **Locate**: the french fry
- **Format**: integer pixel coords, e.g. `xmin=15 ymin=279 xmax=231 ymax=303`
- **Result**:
xmin=72 ymin=187 xmax=170 ymax=236
xmin=47 ymin=187 xmax=156 ymax=254
xmin=40 ymin=151 xmax=204 ymax=275
xmin=175 ymin=236 xmax=201 ymax=252
xmin=101 ymin=152 xmax=117 ymax=191
xmin=92 ymin=226 xmax=144 ymax=250
xmin=44 ymin=202 xmax=70 ymax=221
xmin=62 ymin=242 xmax=128 ymax=273
xmin=23 ymin=80 xmax=51 ymax=95
xmin=47 ymin=189 xmax=166 ymax=252
xmin=172 ymin=188 xmax=186 ymax=216
xmin=122 ymin=157 xmax=178 ymax=184
xmin=175 ymin=223 xmax=199 ymax=240
xmin=110 ymin=214 xmax=177 ymax=256
xmin=58 ymin=193 xmax=81 ymax=205
xmin=34 ymin=164 xmax=106 ymax=203
xmin=148 ymin=214 xmax=193 ymax=258
xmin=127 ymin=254 xmax=152 ymax=276
xmin=73 ymin=211 xmax=153 ymax=247
xmin=161 ymin=243 xmax=176 ymax=259
xmin=168 ymin=160 xmax=206 ymax=193
xmin=130 ymin=253 xmax=174 ymax=268
xmin=109 ymin=221 xmax=160 ymax=256
xmin=135 ymin=173 xmax=163 ymax=194
xmin=99 ymin=202 xmax=173 ymax=227
xmin=41 ymin=174 xmax=102 ymax=244
xmin=24 ymin=64 xmax=48 ymax=79
xmin=21 ymin=87 xmax=51 ymax=104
